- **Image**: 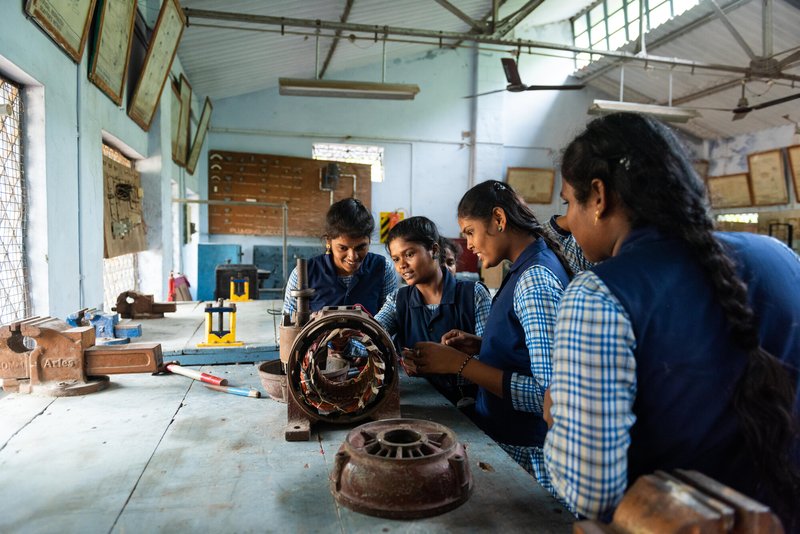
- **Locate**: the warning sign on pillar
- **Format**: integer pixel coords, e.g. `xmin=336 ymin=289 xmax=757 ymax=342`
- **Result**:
xmin=379 ymin=211 xmax=405 ymax=243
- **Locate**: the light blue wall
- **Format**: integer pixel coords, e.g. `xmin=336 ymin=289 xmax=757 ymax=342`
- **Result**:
xmin=204 ymin=29 xmax=604 ymax=268
xmin=0 ymin=3 xmax=186 ymax=317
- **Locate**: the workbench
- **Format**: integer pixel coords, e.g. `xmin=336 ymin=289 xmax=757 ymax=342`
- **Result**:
xmin=0 ymin=300 xmax=573 ymax=533
xmin=134 ymin=300 xmax=283 ymax=365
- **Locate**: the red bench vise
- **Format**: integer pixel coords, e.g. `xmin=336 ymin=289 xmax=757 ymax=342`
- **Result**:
xmin=0 ymin=316 xmax=162 ymax=396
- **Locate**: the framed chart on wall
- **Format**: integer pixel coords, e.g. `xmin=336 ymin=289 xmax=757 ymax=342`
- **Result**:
xmin=186 ymin=98 xmax=213 ymax=176
xmin=787 ymin=145 xmax=800 ymax=201
xmin=88 ymin=0 xmax=137 ymax=105
xmin=505 ymin=167 xmax=555 ymax=204
xmin=706 ymin=174 xmax=752 ymax=209
xmin=748 ymin=149 xmax=788 ymax=206
xmin=128 ymin=0 xmax=186 ymax=131
xmin=173 ymin=74 xmax=192 ymax=166
xmin=26 ymin=0 xmax=98 ymax=63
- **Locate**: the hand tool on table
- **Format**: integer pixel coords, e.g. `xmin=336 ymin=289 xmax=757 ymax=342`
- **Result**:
xmin=204 ymin=384 xmax=261 ymax=398
xmin=165 ymin=362 xmax=227 ymax=385
xmin=0 ymin=316 xmax=162 ymax=396
xmin=196 ymin=299 xmax=244 ymax=347
xmin=113 ymin=290 xmax=176 ymax=319
xmin=575 ymin=469 xmax=783 ymax=533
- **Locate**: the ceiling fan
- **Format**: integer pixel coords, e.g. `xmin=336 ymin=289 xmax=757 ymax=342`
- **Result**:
xmin=693 ymin=81 xmax=800 ymax=121
xmin=464 ymin=58 xmax=585 ymax=98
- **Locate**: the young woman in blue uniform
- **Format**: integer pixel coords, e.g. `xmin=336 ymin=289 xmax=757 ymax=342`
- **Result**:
xmin=406 ymin=180 xmax=573 ymax=495
xmin=543 ymin=112 xmax=800 ymax=530
xmin=372 ymin=216 xmax=491 ymax=404
xmin=439 ymin=237 xmax=461 ymax=276
xmin=282 ymin=197 xmax=396 ymax=316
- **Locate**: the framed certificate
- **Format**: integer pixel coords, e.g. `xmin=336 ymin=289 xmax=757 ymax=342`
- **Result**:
xmin=186 ymin=97 xmax=213 ymax=176
xmin=173 ymin=74 xmax=192 ymax=166
xmin=88 ymin=0 xmax=137 ymax=105
xmin=26 ymin=0 xmax=98 ymax=63
xmin=747 ymin=149 xmax=788 ymax=206
xmin=128 ymin=0 xmax=186 ymax=131
xmin=506 ymin=167 xmax=555 ymax=204
xmin=707 ymin=174 xmax=752 ymax=208
xmin=787 ymin=145 xmax=800 ymax=201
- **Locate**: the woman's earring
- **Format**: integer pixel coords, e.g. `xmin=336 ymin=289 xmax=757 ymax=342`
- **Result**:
xmin=497 ymin=225 xmax=503 ymax=232
xmin=594 ymin=211 xmax=600 ymax=226
xmin=325 ymin=242 xmax=331 ymax=254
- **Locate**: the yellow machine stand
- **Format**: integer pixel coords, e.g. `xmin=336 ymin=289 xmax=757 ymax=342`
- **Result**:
xmin=197 ymin=299 xmax=245 ymax=347
xmin=229 ymin=277 xmax=251 ymax=302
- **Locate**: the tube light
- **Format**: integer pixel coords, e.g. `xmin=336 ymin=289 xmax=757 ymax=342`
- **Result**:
xmin=279 ymin=78 xmax=420 ymax=100
xmin=588 ymin=99 xmax=701 ymax=123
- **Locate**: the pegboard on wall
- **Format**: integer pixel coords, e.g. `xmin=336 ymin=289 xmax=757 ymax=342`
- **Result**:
xmin=103 ymin=156 xmax=146 ymax=258
xmin=208 ymin=150 xmax=372 ymax=237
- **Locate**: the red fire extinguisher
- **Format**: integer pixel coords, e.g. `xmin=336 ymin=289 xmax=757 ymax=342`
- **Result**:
xmin=167 ymin=272 xmax=176 ymax=302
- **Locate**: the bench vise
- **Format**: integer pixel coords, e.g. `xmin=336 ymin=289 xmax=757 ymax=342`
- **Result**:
xmin=113 ymin=290 xmax=177 ymax=319
xmin=0 ymin=316 xmax=163 ymax=396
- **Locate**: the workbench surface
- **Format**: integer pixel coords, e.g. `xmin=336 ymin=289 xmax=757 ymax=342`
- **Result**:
xmin=0 ymin=367 xmax=573 ymax=533
xmin=133 ymin=300 xmax=283 ymax=365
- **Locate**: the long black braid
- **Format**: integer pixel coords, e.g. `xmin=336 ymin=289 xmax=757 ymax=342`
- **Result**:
xmin=561 ymin=112 xmax=799 ymax=526
xmin=457 ymin=180 xmax=574 ymax=278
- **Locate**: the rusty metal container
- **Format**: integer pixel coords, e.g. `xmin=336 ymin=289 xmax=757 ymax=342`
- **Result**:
xmin=330 ymin=418 xmax=473 ymax=519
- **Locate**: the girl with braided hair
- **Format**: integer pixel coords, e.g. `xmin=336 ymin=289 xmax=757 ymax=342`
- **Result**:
xmin=407 ymin=179 xmax=576 ymax=496
xmin=543 ymin=112 xmax=800 ymax=529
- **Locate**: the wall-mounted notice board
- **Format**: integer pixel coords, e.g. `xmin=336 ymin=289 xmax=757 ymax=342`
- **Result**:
xmin=208 ymin=150 xmax=372 ymax=237
xmin=707 ymin=173 xmax=752 ymax=209
xmin=748 ymin=149 xmax=788 ymax=206
xmin=103 ymin=155 xmax=146 ymax=258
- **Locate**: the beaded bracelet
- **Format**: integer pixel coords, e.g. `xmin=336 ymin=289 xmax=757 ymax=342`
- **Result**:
xmin=457 ymin=354 xmax=474 ymax=378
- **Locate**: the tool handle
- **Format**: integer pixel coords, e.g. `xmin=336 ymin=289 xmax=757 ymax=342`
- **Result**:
xmin=166 ymin=363 xmax=228 ymax=386
xmin=205 ymin=384 xmax=261 ymax=398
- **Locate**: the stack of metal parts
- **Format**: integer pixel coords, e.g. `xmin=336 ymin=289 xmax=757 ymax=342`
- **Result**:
xmin=274 ymin=258 xmax=400 ymax=441
xmin=0 ymin=316 xmax=162 ymax=396
xmin=575 ymin=470 xmax=784 ymax=533
xmin=330 ymin=418 xmax=473 ymax=518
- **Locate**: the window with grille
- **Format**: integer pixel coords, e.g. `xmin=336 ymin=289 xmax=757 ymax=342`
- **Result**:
xmin=312 ymin=143 xmax=385 ymax=183
xmin=102 ymin=144 xmax=139 ymax=311
xmin=572 ymin=0 xmax=700 ymax=69
xmin=0 ymin=76 xmax=29 ymax=325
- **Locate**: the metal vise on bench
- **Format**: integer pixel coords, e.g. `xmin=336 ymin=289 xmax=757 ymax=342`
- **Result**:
xmin=113 ymin=290 xmax=177 ymax=319
xmin=0 ymin=316 xmax=162 ymax=396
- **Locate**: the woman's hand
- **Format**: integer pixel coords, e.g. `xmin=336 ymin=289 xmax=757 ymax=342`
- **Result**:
xmin=440 ymin=329 xmax=482 ymax=355
xmin=405 ymin=341 xmax=468 ymax=375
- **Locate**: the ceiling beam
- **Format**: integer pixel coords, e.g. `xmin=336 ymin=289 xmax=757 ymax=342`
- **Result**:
xmin=433 ymin=0 xmax=486 ymax=33
xmin=492 ymin=0 xmax=545 ymax=37
xmin=657 ymin=78 xmax=742 ymax=106
xmin=709 ymin=0 xmax=756 ymax=60
xmin=318 ymin=0 xmax=354 ymax=79
xmin=182 ymin=7 xmax=800 ymax=82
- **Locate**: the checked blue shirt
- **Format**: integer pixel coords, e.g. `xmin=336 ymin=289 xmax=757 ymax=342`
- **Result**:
xmin=543 ymin=270 xmax=637 ymax=518
xmin=498 ymin=263 xmax=568 ymax=500
xmin=282 ymin=254 xmax=397 ymax=316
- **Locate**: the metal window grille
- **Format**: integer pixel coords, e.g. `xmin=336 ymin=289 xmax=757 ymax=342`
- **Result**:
xmin=572 ymin=0 xmax=700 ymax=69
xmin=102 ymin=144 xmax=138 ymax=311
xmin=0 ymin=76 xmax=30 ymax=325
xmin=312 ymin=143 xmax=385 ymax=183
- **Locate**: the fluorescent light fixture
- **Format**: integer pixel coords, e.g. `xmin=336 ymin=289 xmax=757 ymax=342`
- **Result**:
xmin=279 ymin=78 xmax=420 ymax=100
xmin=588 ymin=99 xmax=701 ymax=123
